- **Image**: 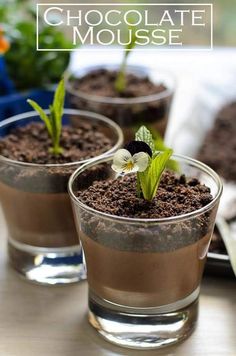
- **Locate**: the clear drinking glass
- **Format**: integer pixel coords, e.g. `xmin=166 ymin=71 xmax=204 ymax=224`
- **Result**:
xmin=68 ymin=154 xmax=222 ymax=349
xmin=0 ymin=109 xmax=123 ymax=285
xmin=66 ymin=64 xmax=175 ymax=142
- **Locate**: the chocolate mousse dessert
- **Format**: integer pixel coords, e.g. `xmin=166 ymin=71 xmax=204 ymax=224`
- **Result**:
xmin=0 ymin=120 xmax=112 ymax=248
xmin=78 ymin=172 xmax=213 ymax=307
xmin=72 ymin=126 xmax=219 ymax=308
xmin=0 ymin=78 xmax=117 ymax=278
xmin=67 ymin=67 xmax=173 ymax=142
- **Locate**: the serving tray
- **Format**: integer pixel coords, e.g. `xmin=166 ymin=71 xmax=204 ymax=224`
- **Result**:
xmin=206 ymin=252 xmax=234 ymax=278
xmin=206 ymin=223 xmax=235 ymax=278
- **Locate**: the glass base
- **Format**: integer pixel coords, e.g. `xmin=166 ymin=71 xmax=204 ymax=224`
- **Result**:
xmin=8 ymin=237 xmax=86 ymax=285
xmin=88 ymin=289 xmax=199 ymax=350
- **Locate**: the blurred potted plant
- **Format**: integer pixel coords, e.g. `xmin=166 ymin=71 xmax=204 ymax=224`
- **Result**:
xmin=0 ymin=0 xmax=73 ymax=118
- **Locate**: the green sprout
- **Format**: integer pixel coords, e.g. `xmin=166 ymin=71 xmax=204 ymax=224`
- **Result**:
xmin=114 ymin=22 xmax=138 ymax=93
xmin=27 ymin=78 xmax=65 ymax=156
xmin=135 ymin=126 xmax=173 ymax=201
xmin=112 ymin=126 xmax=174 ymax=202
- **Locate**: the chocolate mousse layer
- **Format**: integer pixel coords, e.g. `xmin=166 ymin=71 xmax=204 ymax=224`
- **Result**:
xmin=82 ymin=231 xmax=210 ymax=307
xmin=0 ymin=184 xmax=77 ymax=247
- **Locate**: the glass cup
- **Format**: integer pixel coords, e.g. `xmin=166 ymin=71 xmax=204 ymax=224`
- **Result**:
xmin=68 ymin=154 xmax=222 ymax=349
xmin=0 ymin=109 xmax=123 ymax=285
xmin=66 ymin=64 xmax=175 ymax=142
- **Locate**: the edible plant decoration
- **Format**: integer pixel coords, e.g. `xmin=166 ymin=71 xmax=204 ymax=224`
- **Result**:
xmin=114 ymin=21 xmax=138 ymax=93
xmin=112 ymin=126 xmax=173 ymax=201
xmin=27 ymin=78 xmax=65 ymax=156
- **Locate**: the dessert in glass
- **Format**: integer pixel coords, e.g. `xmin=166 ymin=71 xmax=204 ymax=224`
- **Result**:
xmin=66 ymin=64 xmax=175 ymax=142
xmin=69 ymin=129 xmax=222 ymax=349
xmin=0 ymin=109 xmax=123 ymax=285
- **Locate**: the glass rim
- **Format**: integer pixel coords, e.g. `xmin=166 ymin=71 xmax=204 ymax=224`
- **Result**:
xmin=0 ymin=108 xmax=123 ymax=168
xmin=65 ymin=64 xmax=175 ymax=105
xmin=68 ymin=153 xmax=223 ymax=225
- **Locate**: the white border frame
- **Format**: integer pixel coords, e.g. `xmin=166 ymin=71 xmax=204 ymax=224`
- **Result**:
xmin=36 ymin=3 xmax=213 ymax=51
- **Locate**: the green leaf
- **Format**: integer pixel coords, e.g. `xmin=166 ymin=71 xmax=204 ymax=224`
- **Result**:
xmin=52 ymin=78 xmax=65 ymax=127
xmin=149 ymin=149 xmax=173 ymax=199
xmin=51 ymin=78 xmax=65 ymax=147
xmin=125 ymin=22 xmax=138 ymax=52
xmin=114 ymin=19 xmax=138 ymax=93
xmin=27 ymin=99 xmax=52 ymax=137
xmin=138 ymin=149 xmax=173 ymax=201
xmin=49 ymin=104 xmax=57 ymax=146
xmin=27 ymin=79 xmax=65 ymax=156
xmin=114 ymin=68 xmax=126 ymax=93
xmin=135 ymin=126 xmax=155 ymax=154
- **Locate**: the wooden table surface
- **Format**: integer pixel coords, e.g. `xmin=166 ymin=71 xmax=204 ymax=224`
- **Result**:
xmin=0 ymin=207 xmax=236 ymax=356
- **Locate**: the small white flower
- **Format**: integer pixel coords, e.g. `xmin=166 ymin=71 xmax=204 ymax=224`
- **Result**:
xmin=112 ymin=149 xmax=149 ymax=174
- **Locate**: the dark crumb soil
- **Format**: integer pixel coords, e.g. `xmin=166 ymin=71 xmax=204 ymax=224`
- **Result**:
xmin=77 ymin=171 xmax=213 ymax=219
xmin=71 ymin=68 xmax=166 ymax=99
xmin=0 ymin=121 xmax=112 ymax=164
xmin=198 ymin=101 xmax=236 ymax=182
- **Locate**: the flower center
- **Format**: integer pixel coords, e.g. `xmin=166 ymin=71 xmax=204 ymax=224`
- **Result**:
xmin=124 ymin=160 xmax=134 ymax=171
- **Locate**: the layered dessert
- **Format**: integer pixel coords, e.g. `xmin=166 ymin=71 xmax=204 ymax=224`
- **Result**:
xmin=77 ymin=172 xmax=215 ymax=308
xmin=69 ymin=125 xmax=221 ymax=348
xmin=67 ymin=67 xmax=173 ymax=142
xmin=0 ymin=119 xmax=113 ymax=248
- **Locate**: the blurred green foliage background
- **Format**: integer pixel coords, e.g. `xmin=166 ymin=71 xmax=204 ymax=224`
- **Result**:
xmin=0 ymin=0 xmax=71 ymax=91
